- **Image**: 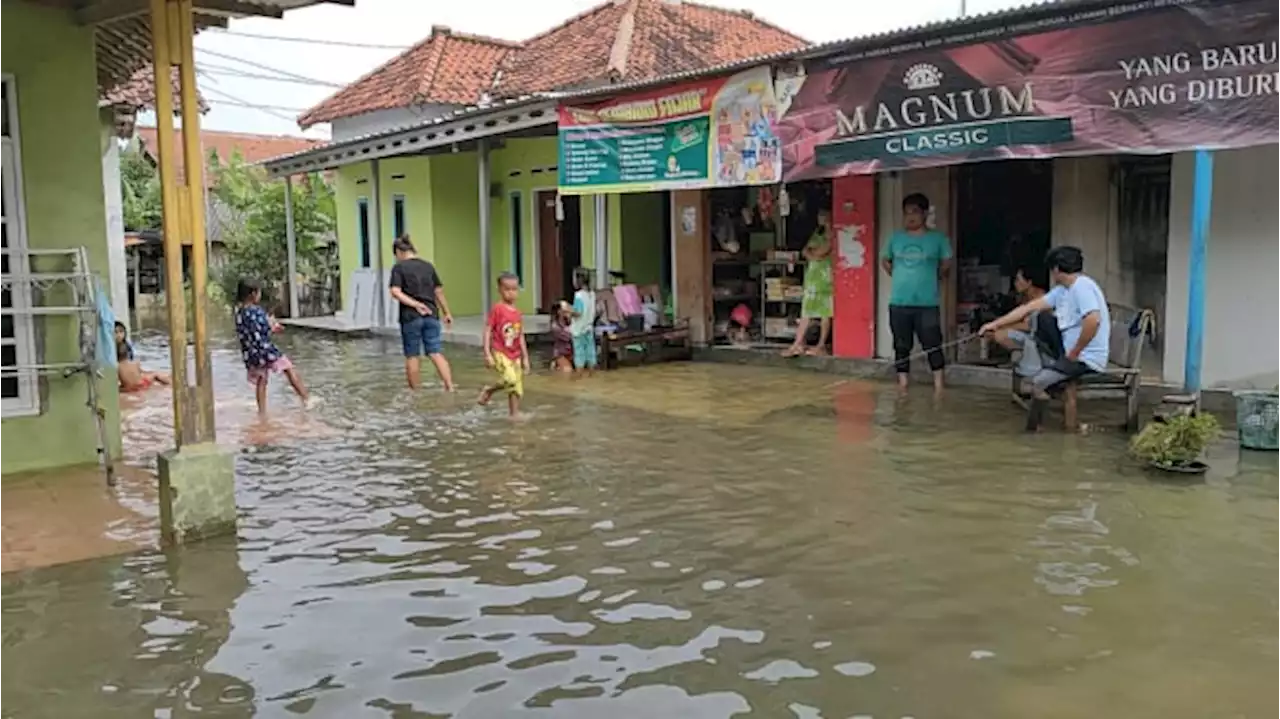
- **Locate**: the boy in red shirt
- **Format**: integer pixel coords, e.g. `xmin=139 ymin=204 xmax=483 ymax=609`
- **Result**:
xmin=479 ymin=273 xmax=531 ymax=416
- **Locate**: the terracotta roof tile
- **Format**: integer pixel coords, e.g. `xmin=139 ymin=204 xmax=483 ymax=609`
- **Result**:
xmin=496 ymin=0 xmax=806 ymax=97
xmin=100 ymin=64 xmax=209 ymax=113
xmin=298 ymin=28 xmax=518 ymax=128
xmin=136 ymin=126 xmax=325 ymax=187
xmin=298 ymin=0 xmax=807 ymax=128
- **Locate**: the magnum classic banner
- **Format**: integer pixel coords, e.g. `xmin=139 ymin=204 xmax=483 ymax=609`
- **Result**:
xmin=779 ymin=0 xmax=1278 ymax=179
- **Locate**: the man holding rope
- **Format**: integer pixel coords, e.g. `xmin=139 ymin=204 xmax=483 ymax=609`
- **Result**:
xmin=980 ymin=246 xmax=1110 ymax=432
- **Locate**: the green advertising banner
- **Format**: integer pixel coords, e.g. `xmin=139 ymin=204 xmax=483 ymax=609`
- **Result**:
xmin=558 ymin=66 xmax=782 ymax=194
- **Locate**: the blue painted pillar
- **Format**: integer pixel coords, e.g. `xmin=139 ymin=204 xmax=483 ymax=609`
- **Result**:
xmin=1184 ymin=149 xmax=1214 ymax=392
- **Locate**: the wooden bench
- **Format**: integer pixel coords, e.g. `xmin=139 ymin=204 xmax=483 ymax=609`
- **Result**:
xmin=596 ymin=284 xmax=693 ymax=370
xmin=1012 ymin=303 xmax=1155 ymax=432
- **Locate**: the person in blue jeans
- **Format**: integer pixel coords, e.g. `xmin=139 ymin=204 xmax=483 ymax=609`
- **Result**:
xmin=389 ymin=235 xmax=455 ymax=391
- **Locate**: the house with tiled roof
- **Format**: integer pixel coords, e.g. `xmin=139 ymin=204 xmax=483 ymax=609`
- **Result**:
xmin=294 ymin=0 xmax=806 ymax=321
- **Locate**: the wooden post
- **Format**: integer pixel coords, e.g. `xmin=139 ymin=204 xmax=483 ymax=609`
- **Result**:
xmin=148 ymin=0 xmax=188 ymax=447
xmin=1063 ymin=382 xmax=1079 ymax=432
xmin=175 ymin=0 xmax=213 ymax=442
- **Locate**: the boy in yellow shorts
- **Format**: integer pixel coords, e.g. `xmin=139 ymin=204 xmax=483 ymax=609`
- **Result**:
xmin=479 ymin=272 xmax=531 ymax=416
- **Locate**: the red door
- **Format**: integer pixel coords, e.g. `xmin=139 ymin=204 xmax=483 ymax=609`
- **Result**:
xmin=831 ymin=175 xmax=877 ymax=359
xmin=536 ymin=190 xmax=562 ymax=312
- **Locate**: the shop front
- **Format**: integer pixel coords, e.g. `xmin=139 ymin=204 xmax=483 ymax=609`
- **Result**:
xmin=777 ymin=0 xmax=1278 ymax=390
xmin=559 ymin=66 xmax=818 ymax=348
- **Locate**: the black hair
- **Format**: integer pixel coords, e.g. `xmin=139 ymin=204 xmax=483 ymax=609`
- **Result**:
xmin=573 ymin=267 xmax=591 ymax=290
xmin=902 ymin=193 xmax=931 ymax=213
xmin=1015 ymin=263 xmax=1049 ymax=290
xmin=1044 ymin=245 xmax=1085 ymax=275
xmin=496 ymin=271 xmax=519 ymax=286
xmin=392 ymin=235 xmax=415 ymax=254
xmin=114 ymin=320 xmax=127 ymax=333
xmin=236 ymin=278 xmax=262 ymax=304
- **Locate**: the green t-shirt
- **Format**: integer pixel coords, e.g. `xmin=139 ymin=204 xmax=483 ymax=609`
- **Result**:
xmin=881 ymin=229 xmax=952 ymax=307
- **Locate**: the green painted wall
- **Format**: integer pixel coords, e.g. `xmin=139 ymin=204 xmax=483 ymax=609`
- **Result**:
xmin=332 ymin=136 xmax=633 ymax=317
xmin=427 ymin=152 xmax=481 ymax=316
xmin=620 ymin=192 xmax=666 ymax=286
xmin=488 ymin=137 xmax=558 ymax=314
xmin=1 ymin=1 xmax=121 ymax=474
xmin=333 ymin=162 xmax=369 ymax=310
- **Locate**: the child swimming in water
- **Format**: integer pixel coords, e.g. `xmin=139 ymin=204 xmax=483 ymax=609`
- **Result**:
xmin=114 ymin=322 xmax=170 ymax=392
xmin=234 ymin=278 xmax=314 ymax=413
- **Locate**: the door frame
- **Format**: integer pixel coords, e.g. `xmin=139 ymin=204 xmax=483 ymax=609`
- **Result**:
xmin=530 ymin=186 xmax=558 ymax=312
xmin=0 ymin=72 xmax=37 ymax=414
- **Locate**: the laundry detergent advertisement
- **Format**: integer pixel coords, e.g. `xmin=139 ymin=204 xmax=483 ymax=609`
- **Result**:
xmin=557 ymin=66 xmax=783 ymax=194
xmin=779 ymin=0 xmax=1278 ymax=180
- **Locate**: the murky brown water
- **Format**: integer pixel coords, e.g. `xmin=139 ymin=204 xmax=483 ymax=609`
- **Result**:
xmin=3 ymin=329 xmax=1277 ymax=718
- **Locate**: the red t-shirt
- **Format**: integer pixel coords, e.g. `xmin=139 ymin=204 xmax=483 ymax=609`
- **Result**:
xmin=487 ymin=303 xmax=524 ymax=361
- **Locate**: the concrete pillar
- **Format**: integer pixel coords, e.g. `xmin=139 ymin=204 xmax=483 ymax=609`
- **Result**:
xmin=594 ymin=194 xmax=608 ymax=288
xmin=478 ymin=139 xmax=492 ymax=312
xmin=158 ymin=443 xmax=236 ymax=544
xmin=101 ymin=131 xmax=130 ymax=327
xmin=370 ymin=159 xmax=385 ymax=327
xmin=284 ymin=175 xmax=299 ymax=319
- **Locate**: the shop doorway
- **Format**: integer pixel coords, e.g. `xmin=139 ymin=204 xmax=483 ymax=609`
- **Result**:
xmin=953 ymin=160 xmax=1053 ymax=361
xmin=536 ymin=191 xmax=580 ymax=311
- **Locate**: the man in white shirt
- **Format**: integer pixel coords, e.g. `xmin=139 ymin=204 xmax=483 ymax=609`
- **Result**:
xmin=980 ymin=246 xmax=1110 ymax=431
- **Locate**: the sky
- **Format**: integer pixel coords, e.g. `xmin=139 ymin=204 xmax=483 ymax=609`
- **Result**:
xmin=175 ymin=0 xmax=1032 ymax=139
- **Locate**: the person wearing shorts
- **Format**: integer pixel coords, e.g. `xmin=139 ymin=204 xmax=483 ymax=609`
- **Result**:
xmin=992 ymin=265 xmax=1051 ymax=388
xmin=981 ymin=246 xmax=1110 ymax=431
xmin=479 ymin=273 xmax=531 ymax=417
xmin=881 ymin=192 xmax=952 ymax=392
xmin=389 ymin=235 xmax=455 ymax=391
xmin=234 ymin=279 xmax=312 ymax=413
xmin=570 ymin=268 xmax=597 ymax=374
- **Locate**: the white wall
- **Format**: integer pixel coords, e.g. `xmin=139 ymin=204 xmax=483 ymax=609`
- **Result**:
xmin=330 ymin=104 xmax=460 ymax=143
xmin=875 ymin=167 xmax=953 ymax=358
xmin=1051 ymin=156 xmax=1133 ymax=304
xmin=101 ymin=135 xmax=129 ymax=327
xmin=1164 ymin=145 xmax=1279 ymax=390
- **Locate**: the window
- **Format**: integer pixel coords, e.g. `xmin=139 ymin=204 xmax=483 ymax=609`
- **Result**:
xmin=509 ymin=191 xmax=524 ymax=285
xmin=2 ymin=75 xmax=36 ymax=417
xmin=357 ymin=197 xmax=371 ymax=268
xmin=392 ymin=194 xmax=406 ymax=240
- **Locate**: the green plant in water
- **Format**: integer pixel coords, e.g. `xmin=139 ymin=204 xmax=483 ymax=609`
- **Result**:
xmin=1129 ymin=413 xmax=1221 ymax=466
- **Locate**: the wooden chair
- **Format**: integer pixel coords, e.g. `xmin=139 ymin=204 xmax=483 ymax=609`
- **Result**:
xmin=597 ymin=284 xmax=692 ymax=370
xmin=1014 ymin=303 xmax=1155 ymax=432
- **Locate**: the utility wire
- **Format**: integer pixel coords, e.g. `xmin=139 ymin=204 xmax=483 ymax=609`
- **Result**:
xmin=201 ymin=85 xmax=307 ymax=121
xmin=199 ymin=66 xmax=345 ymax=89
xmin=204 ymin=27 xmax=412 ymax=51
xmin=196 ymin=47 xmax=340 ymax=87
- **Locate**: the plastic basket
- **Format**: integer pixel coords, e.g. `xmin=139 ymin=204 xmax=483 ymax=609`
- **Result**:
xmin=1234 ymin=390 xmax=1278 ymax=451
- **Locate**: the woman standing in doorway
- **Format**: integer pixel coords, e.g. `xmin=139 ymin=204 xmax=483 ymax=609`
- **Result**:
xmin=783 ymin=208 xmax=834 ymax=357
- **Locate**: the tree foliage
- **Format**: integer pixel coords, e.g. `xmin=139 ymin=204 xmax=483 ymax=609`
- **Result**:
xmin=120 ymin=145 xmax=162 ymax=232
xmin=207 ymin=149 xmax=335 ymax=309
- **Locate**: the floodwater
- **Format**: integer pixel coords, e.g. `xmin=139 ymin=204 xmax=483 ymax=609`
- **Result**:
xmin=3 ymin=328 xmax=1276 ymax=718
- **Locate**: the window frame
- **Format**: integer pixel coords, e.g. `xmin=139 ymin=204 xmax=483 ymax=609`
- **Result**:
xmin=357 ymin=196 xmax=371 ymax=268
xmin=2 ymin=74 xmax=38 ymax=418
xmin=508 ymin=190 xmax=524 ymax=286
xmin=391 ymin=193 xmax=406 ymax=240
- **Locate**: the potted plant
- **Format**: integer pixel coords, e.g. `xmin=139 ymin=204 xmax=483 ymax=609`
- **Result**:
xmin=1129 ymin=413 xmax=1221 ymax=474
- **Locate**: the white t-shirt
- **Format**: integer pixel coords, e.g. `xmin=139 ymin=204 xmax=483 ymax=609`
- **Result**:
xmin=1044 ymin=275 xmax=1110 ymax=372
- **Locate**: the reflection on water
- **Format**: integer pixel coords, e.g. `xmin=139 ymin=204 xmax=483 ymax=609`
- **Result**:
xmin=3 ymin=330 xmax=1277 ymax=718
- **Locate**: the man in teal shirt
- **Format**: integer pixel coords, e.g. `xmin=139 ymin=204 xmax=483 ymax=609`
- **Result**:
xmin=880 ymin=192 xmax=952 ymax=391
